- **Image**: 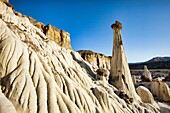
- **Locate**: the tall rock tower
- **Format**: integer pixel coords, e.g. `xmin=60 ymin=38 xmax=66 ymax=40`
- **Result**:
xmin=109 ymin=21 xmax=140 ymax=101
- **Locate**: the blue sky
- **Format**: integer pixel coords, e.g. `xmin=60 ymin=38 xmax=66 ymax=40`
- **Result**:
xmin=10 ymin=0 xmax=170 ymax=63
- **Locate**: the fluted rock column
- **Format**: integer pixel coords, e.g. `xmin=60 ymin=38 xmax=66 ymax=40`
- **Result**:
xmin=109 ymin=21 xmax=140 ymax=101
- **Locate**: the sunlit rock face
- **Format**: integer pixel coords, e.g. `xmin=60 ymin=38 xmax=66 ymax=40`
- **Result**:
xmin=1 ymin=0 xmax=8 ymax=3
xmin=151 ymin=78 xmax=170 ymax=102
xmin=78 ymin=50 xmax=111 ymax=70
xmin=136 ymin=86 xmax=159 ymax=109
xmin=0 ymin=2 xmax=160 ymax=113
xmin=109 ymin=21 xmax=140 ymax=101
xmin=12 ymin=7 xmax=72 ymax=50
xmin=43 ymin=24 xmax=72 ymax=49
xmin=142 ymin=65 xmax=152 ymax=82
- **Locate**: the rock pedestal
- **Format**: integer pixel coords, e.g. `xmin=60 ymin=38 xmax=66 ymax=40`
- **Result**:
xmin=142 ymin=65 xmax=152 ymax=82
xmin=109 ymin=21 xmax=140 ymax=101
xmin=151 ymin=78 xmax=170 ymax=102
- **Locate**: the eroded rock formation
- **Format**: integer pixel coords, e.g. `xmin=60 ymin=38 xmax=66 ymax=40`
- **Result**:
xmin=95 ymin=68 xmax=109 ymax=82
xmin=109 ymin=21 xmax=140 ymax=101
xmin=132 ymin=75 xmax=137 ymax=86
xmin=141 ymin=65 xmax=152 ymax=82
xmin=44 ymin=24 xmax=72 ymax=49
xmin=12 ymin=5 xmax=72 ymax=49
xmin=151 ymin=78 xmax=170 ymax=102
xmin=1 ymin=0 xmax=8 ymax=3
xmin=136 ymin=86 xmax=159 ymax=108
xmin=78 ymin=50 xmax=111 ymax=70
xmin=0 ymin=2 xmax=160 ymax=113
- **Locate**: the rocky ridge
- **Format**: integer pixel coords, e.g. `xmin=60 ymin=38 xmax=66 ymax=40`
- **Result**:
xmin=0 ymin=1 xmax=160 ymax=113
xmin=13 ymin=4 xmax=72 ymax=49
xmin=78 ymin=50 xmax=111 ymax=70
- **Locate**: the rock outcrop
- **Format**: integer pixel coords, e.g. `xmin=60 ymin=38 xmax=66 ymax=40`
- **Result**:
xmin=78 ymin=50 xmax=111 ymax=70
xmin=136 ymin=86 xmax=159 ymax=108
xmin=0 ymin=2 xmax=160 ymax=113
xmin=132 ymin=75 xmax=137 ymax=86
xmin=1 ymin=0 xmax=8 ymax=3
xmin=151 ymin=78 xmax=170 ymax=102
xmin=95 ymin=68 xmax=109 ymax=82
xmin=141 ymin=65 xmax=152 ymax=82
xmin=43 ymin=24 xmax=72 ymax=49
xmin=11 ymin=4 xmax=72 ymax=49
xmin=0 ymin=87 xmax=17 ymax=113
xmin=109 ymin=21 xmax=140 ymax=101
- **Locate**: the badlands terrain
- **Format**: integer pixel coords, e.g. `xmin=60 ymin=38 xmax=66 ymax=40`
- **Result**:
xmin=0 ymin=0 xmax=170 ymax=113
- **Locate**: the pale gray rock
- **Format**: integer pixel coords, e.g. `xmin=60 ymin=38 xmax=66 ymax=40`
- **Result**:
xmin=151 ymin=78 xmax=170 ymax=102
xmin=142 ymin=65 xmax=152 ymax=82
xmin=0 ymin=87 xmax=17 ymax=113
xmin=109 ymin=21 xmax=140 ymax=101
xmin=132 ymin=75 xmax=137 ymax=86
xmin=136 ymin=86 xmax=159 ymax=108
xmin=0 ymin=2 xmax=160 ymax=113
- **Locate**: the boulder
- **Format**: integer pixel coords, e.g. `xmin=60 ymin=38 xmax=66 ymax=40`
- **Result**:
xmin=96 ymin=68 xmax=109 ymax=82
xmin=136 ymin=86 xmax=159 ymax=108
xmin=151 ymin=78 xmax=170 ymax=102
xmin=109 ymin=21 xmax=140 ymax=101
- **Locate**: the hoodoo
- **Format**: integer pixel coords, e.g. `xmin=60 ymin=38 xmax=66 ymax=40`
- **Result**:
xmin=109 ymin=21 xmax=140 ymax=101
xmin=142 ymin=65 xmax=152 ymax=82
xmin=0 ymin=1 xmax=161 ymax=112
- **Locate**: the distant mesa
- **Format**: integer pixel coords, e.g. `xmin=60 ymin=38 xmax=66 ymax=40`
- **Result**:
xmin=147 ymin=57 xmax=170 ymax=63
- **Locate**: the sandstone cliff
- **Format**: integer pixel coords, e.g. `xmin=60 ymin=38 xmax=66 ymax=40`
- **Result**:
xmin=13 ymin=5 xmax=72 ymax=49
xmin=0 ymin=1 xmax=160 ymax=113
xmin=78 ymin=50 xmax=111 ymax=70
